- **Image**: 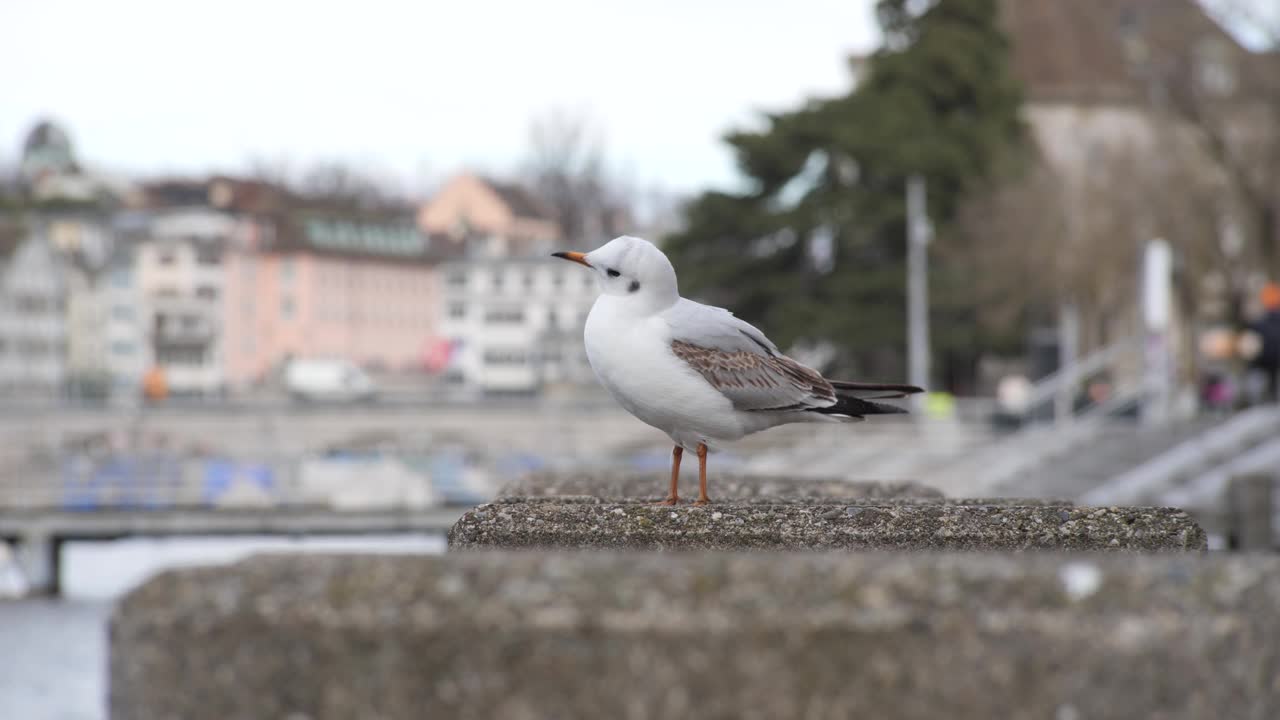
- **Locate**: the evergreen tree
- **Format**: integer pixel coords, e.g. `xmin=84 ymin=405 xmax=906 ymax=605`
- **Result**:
xmin=665 ymin=0 xmax=1026 ymax=388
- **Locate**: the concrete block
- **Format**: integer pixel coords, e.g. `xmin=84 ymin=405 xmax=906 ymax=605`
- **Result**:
xmin=449 ymin=503 xmax=1203 ymax=552
xmin=110 ymin=552 xmax=1280 ymax=720
xmin=1225 ymin=473 xmax=1275 ymax=550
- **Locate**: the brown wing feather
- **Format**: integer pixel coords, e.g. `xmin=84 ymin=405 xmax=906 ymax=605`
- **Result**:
xmin=670 ymin=340 xmax=836 ymax=411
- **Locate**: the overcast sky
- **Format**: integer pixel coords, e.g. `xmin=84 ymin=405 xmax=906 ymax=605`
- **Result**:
xmin=1 ymin=0 xmax=878 ymax=194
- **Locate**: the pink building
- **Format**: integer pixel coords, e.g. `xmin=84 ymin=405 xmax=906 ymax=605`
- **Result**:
xmin=223 ymin=212 xmax=449 ymax=388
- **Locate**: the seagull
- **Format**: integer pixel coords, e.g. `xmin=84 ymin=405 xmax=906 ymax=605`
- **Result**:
xmin=553 ymin=236 xmax=923 ymax=505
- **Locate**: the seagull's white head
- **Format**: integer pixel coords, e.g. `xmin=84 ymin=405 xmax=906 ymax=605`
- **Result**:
xmin=553 ymin=235 xmax=678 ymax=311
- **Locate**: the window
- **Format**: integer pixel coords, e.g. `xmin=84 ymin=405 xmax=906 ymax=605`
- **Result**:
xmin=111 ymin=305 xmax=134 ymax=322
xmin=196 ymin=286 xmax=218 ymax=301
xmin=484 ymin=308 xmax=524 ymax=324
xmin=181 ymin=315 xmax=200 ymax=331
xmin=448 ymin=303 xmax=466 ymax=319
xmin=109 ymin=267 xmax=131 ymax=288
xmin=157 ymin=344 xmax=205 ymax=366
xmin=522 ymin=271 xmax=534 ymax=289
xmin=111 ymin=341 xmax=135 ymax=356
xmin=547 ymin=309 xmax=558 ymax=329
xmin=157 ymin=247 xmax=177 ymax=265
xmin=446 ymin=270 xmax=467 ymax=287
xmin=14 ymin=295 xmax=47 ymax=313
xmin=195 ymin=243 xmax=221 ymax=266
xmin=483 ymin=349 xmax=526 ymax=366
xmin=20 ymin=339 xmax=50 ymax=356
xmin=281 ymin=297 xmax=295 ymax=318
xmin=552 ymin=271 xmax=564 ymax=288
xmin=492 ymin=270 xmax=505 ymax=293
xmin=281 ymin=259 xmax=295 ymax=284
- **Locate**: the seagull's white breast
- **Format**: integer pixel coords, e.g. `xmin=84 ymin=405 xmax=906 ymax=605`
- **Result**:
xmin=584 ymin=296 xmax=745 ymax=447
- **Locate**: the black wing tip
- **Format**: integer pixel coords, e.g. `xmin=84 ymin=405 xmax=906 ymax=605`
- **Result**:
xmin=811 ymin=397 xmax=912 ymax=419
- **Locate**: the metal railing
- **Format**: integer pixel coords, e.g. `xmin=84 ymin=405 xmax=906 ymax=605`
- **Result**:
xmin=1020 ymin=338 xmax=1145 ymax=426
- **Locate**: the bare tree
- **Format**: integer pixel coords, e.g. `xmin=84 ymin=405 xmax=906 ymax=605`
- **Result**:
xmin=523 ymin=108 xmax=631 ymax=246
xmin=1132 ymin=0 xmax=1280 ymax=278
xmin=246 ymin=156 xmax=406 ymax=211
xmin=298 ymin=161 xmax=406 ymax=211
xmin=953 ymin=118 xmax=1239 ymax=387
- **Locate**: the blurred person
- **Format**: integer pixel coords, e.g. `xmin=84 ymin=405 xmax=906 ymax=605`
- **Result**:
xmin=1199 ymin=371 xmax=1235 ymax=413
xmin=142 ymin=366 xmax=168 ymax=404
xmin=1240 ymin=283 xmax=1280 ymax=404
xmin=1075 ymin=372 xmax=1113 ymax=412
xmin=991 ymin=374 xmax=1031 ymax=431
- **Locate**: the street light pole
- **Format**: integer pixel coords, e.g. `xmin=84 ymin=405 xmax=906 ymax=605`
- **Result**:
xmin=907 ymin=175 xmax=932 ymax=403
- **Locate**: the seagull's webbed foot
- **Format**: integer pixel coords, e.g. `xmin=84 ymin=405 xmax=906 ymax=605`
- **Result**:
xmin=653 ymin=496 xmax=680 ymax=506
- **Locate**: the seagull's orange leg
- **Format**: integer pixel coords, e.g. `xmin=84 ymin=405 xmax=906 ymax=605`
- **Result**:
xmin=694 ymin=442 xmax=711 ymax=505
xmin=654 ymin=445 xmax=681 ymax=506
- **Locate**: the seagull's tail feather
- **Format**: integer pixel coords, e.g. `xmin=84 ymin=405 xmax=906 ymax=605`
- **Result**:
xmin=810 ymin=381 xmax=924 ymax=420
xmin=828 ymin=381 xmax=925 ymax=400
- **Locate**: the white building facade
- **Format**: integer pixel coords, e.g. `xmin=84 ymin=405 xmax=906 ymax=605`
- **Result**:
xmin=0 ymin=221 xmax=67 ymax=398
xmin=134 ymin=208 xmax=238 ymax=396
xmin=439 ymin=256 xmax=598 ymax=394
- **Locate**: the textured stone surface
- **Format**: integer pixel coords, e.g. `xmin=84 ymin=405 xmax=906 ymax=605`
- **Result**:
xmin=450 ymin=502 xmax=1204 ymax=551
xmin=497 ymin=471 xmax=945 ymax=504
xmin=111 ymin=552 xmax=1280 ymax=720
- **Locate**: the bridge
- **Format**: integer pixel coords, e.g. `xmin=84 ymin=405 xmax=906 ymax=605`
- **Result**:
xmin=0 ymin=505 xmax=468 ymax=596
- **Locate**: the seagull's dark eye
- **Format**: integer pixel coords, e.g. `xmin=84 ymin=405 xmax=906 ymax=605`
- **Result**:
xmin=606 ymin=268 xmax=621 ymax=278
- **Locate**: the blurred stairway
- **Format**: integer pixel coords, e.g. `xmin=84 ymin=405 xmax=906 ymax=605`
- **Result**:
xmin=987 ymin=415 xmax=1222 ymax=500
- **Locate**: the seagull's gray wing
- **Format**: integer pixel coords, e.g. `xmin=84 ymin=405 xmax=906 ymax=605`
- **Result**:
xmin=662 ymin=299 xmax=836 ymax=412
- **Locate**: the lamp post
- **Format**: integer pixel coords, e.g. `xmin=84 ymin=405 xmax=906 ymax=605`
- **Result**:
xmin=907 ymin=175 xmax=932 ymax=405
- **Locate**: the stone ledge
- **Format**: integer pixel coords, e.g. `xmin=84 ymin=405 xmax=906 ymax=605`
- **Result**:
xmin=497 ymin=472 xmax=945 ymax=503
xmin=449 ymin=503 xmax=1204 ymax=551
xmin=111 ymin=552 xmax=1279 ymax=719
xmin=493 ymin=495 xmax=1074 ymax=507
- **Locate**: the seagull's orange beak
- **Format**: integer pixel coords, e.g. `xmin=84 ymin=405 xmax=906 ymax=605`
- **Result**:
xmin=552 ymin=251 xmax=591 ymax=267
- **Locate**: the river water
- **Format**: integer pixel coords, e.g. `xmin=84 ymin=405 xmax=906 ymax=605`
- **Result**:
xmin=0 ymin=534 xmax=446 ymax=720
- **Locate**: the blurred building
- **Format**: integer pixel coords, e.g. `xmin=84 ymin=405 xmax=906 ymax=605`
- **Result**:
xmin=222 ymin=209 xmax=448 ymax=388
xmin=438 ymin=256 xmax=596 ymax=394
xmin=993 ymin=0 xmax=1276 ymax=399
xmin=131 ymin=201 xmax=240 ymax=396
xmin=0 ymin=219 xmax=67 ymax=397
xmin=18 ymin=120 xmax=113 ymax=204
xmin=418 ymin=173 xmax=561 ymax=257
xmin=1003 ymin=0 xmax=1274 ymax=337
xmin=101 ymin=234 xmax=150 ymax=400
xmin=47 ymin=215 xmax=149 ymax=400
xmin=422 ymin=173 xmax=598 ymax=394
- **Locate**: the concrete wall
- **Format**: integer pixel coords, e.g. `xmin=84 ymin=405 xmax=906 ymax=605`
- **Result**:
xmin=110 ymin=552 xmax=1280 ymax=719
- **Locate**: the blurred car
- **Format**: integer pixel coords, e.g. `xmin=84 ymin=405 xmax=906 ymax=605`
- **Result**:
xmin=284 ymin=358 xmax=377 ymax=404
